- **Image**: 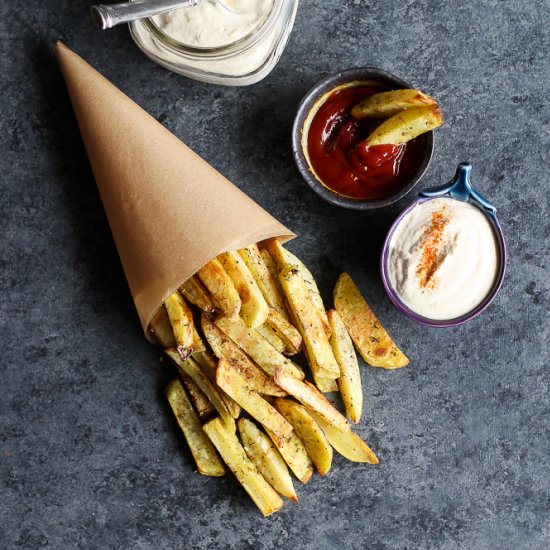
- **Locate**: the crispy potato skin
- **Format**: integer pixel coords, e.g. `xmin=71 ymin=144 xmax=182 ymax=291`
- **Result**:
xmin=216 ymin=359 xmax=294 ymax=445
xmin=328 ymin=309 xmax=362 ymax=423
xmin=164 ymin=291 xmax=195 ymax=360
xmin=218 ymin=250 xmax=269 ymax=328
xmin=165 ymin=349 xmax=236 ymax=433
xmin=204 ymin=418 xmax=283 ymax=517
xmin=201 ymin=314 xmax=286 ymax=397
xmin=165 ymin=379 xmax=225 ymax=476
xmin=238 ymin=418 xmax=298 ymax=502
xmin=364 ymin=104 xmax=443 ymax=146
xmin=274 ymin=399 xmax=333 ymax=476
xmin=310 ymin=411 xmax=378 ymax=465
xmin=180 ymin=275 xmax=215 ymax=313
xmin=215 ymin=316 xmax=305 ymax=380
xmin=274 ymin=369 xmax=350 ymax=433
xmin=351 ymin=89 xmax=436 ymax=119
xmin=197 ymin=259 xmax=241 ymax=319
xmin=265 ymin=426 xmax=313 ymax=484
xmin=279 ymin=267 xmax=339 ymax=380
xmin=334 ymin=273 xmax=409 ymax=369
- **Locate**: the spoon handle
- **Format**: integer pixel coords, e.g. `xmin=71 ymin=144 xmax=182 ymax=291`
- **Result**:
xmin=90 ymin=0 xmax=200 ymax=29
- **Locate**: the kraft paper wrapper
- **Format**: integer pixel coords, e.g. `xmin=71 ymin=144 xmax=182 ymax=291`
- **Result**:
xmin=55 ymin=42 xmax=294 ymax=338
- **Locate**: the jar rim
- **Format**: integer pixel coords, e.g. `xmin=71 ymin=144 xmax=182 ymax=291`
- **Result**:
xmin=140 ymin=0 xmax=283 ymax=59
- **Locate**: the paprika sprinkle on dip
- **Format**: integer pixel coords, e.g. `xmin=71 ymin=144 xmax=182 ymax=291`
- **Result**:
xmin=415 ymin=204 xmax=450 ymax=291
xmin=387 ymin=198 xmax=499 ymax=321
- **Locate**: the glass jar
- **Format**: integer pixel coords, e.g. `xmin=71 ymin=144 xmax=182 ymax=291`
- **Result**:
xmin=129 ymin=0 xmax=299 ymax=86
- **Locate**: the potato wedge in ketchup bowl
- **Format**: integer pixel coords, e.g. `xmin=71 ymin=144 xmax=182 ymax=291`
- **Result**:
xmin=292 ymin=68 xmax=441 ymax=210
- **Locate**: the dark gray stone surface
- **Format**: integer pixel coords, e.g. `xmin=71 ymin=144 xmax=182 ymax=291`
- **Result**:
xmin=1 ymin=1 xmax=549 ymax=548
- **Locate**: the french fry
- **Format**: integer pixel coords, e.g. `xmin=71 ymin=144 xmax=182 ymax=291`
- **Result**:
xmin=164 ymin=291 xmax=195 ymax=360
xmin=274 ymin=399 xmax=332 ymax=476
xmin=351 ymin=89 xmax=437 ymax=120
xmin=315 ymin=376 xmax=339 ymax=393
xmin=255 ymin=324 xmax=287 ymax=355
xmin=218 ymin=250 xmax=269 ymax=328
xmin=264 ymin=308 xmax=302 ymax=355
xmin=239 ymin=244 xmax=289 ymax=320
xmin=364 ymin=104 xmax=443 ymax=146
xmin=180 ymin=275 xmax=216 ymax=313
xmin=265 ymin=426 xmax=313 ymax=484
xmin=274 ymin=368 xmax=350 ymax=433
xmin=203 ymin=418 xmax=283 ymax=517
xmin=328 ymin=309 xmax=362 ymax=423
xmin=176 ymin=370 xmax=215 ymax=419
xmin=265 ymin=239 xmax=331 ymax=336
xmin=192 ymin=326 xmax=206 ymax=355
xmin=165 ymin=348 xmax=235 ymax=433
xmin=310 ymin=412 xmax=378 ymax=464
xmin=192 ymin=350 xmax=241 ymax=420
xmin=197 ymin=259 xmax=241 ymax=319
xmin=259 ymin=247 xmax=286 ymax=301
xmin=165 ymin=379 xmax=225 ymax=476
xmin=201 ymin=315 xmax=286 ymax=397
xmin=238 ymin=418 xmax=298 ymax=502
xmin=334 ymin=273 xmax=409 ymax=369
xmin=216 ymin=359 xmax=293 ymax=446
xmin=279 ymin=267 xmax=340 ymax=380
xmin=215 ymin=316 xmax=304 ymax=380
xmin=149 ymin=306 xmax=176 ymax=348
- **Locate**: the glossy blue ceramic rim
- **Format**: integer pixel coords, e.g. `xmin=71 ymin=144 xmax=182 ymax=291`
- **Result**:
xmin=380 ymin=163 xmax=507 ymax=328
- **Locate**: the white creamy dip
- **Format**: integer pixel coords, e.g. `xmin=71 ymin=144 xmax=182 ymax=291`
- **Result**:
xmin=152 ymin=0 xmax=274 ymax=48
xmin=387 ymin=197 xmax=499 ymax=320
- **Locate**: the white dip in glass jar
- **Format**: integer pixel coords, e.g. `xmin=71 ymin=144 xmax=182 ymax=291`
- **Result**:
xmin=129 ymin=0 xmax=299 ymax=85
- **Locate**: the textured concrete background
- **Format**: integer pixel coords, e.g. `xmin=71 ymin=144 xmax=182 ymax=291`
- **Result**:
xmin=1 ymin=1 xmax=549 ymax=548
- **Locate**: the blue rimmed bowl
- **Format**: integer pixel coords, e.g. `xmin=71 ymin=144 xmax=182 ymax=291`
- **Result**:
xmin=380 ymin=163 xmax=507 ymax=327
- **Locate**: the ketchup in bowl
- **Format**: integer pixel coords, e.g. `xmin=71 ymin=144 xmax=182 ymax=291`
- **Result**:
xmin=305 ymin=85 xmax=424 ymax=200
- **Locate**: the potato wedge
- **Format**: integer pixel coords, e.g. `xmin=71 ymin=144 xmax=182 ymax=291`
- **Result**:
xmin=165 ymin=348 xmax=235 ymax=433
xmin=164 ymin=291 xmax=194 ymax=360
xmin=215 ymin=316 xmax=304 ymax=380
xmin=328 ymin=309 xmax=362 ymax=423
xmin=334 ymin=273 xmax=409 ymax=369
xmin=274 ymin=399 xmax=332 ymax=476
xmin=315 ymin=376 xmax=338 ymax=393
xmin=351 ymin=89 xmax=437 ymax=120
xmin=256 ymin=324 xmax=286 ymax=354
xmin=238 ymin=418 xmax=298 ymax=502
xmin=180 ymin=275 xmax=216 ymax=313
xmin=364 ymin=104 xmax=443 ymax=146
xmin=265 ymin=239 xmax=331 ymax=336
xmin=201 ymin=315 xmax=286 ymax=397
xmin=176 ymin=370 xmax=215 ymax=419
xmin=192 ymin=327 xmax=206 ymax=355
xmin=149 ymin=306 xmax=176 ymax=348
xmin=165 ymin=379 xmax=225 ymax=476
xmin=264 ymin=308 xmax=302 ymax=355
xmin=192 ymin=351 xmax=241 ymax=420
xmin=239 ymin=244 xmax=289 ymax=321
xmin=310 ymin=412 xmax=378 ymax=464
xmin=274 ymin=369 xmax=350 ymax=433
xmin=265 ymin=427 xmax=313 ymax=484
xmin=203 ymin=418 xmax=283 ymax=517
xmin=197 ymin=259 xmax=241 ymax=319
xmin=217 ymin=359 xmax=293 ymax=446
xmin=218 ymin=250 xmax=269 ymax=328
xmin=280 ymin=267 xmax=340 ymax=379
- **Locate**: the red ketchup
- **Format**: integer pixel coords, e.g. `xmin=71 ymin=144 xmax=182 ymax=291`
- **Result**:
xmin=306 ymin=85 xmax=423 ymax=200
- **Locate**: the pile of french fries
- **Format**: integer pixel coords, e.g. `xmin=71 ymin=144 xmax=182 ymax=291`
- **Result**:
xmin=351 ymin=88 xmax=444 ymax=145
xmin=152 ymin=239 xmax=408 ymax=516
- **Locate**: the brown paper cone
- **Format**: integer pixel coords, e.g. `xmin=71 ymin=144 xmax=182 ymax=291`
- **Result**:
xmin=55 ymin=42 xmax=294 ymax=338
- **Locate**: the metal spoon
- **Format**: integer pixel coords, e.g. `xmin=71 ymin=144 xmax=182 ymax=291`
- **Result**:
xmin=90 ymin=0 xmax=247 ymax=30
